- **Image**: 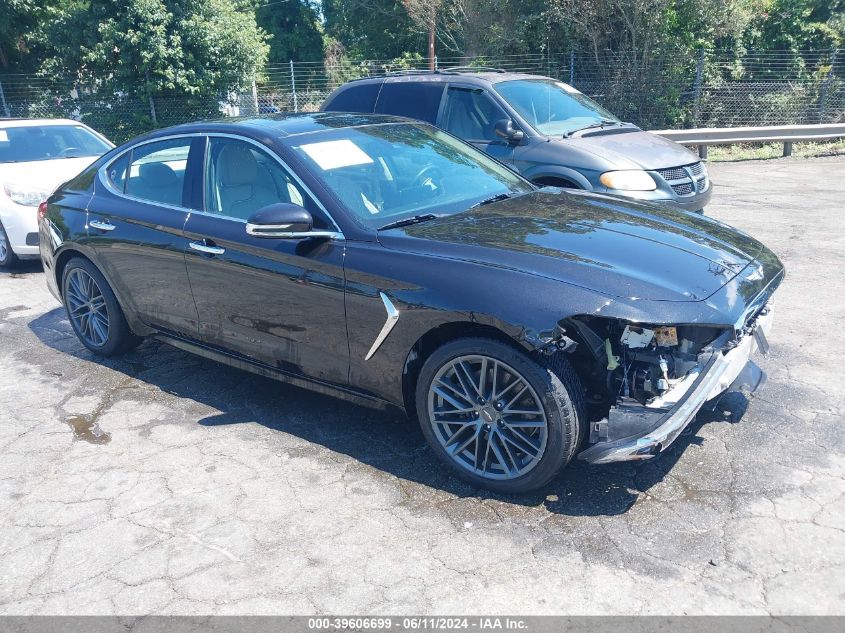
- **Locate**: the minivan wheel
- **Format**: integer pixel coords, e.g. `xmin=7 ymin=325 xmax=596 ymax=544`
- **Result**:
xmin=416 ymin=338 xmax=584 ymax=494
xmin=0 ymin=221 xmax=19 ymax=268
xmin=62 ymin=257 xmax=141 ymax=356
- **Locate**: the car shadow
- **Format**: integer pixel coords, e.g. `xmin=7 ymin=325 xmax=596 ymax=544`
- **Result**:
xmin=28 ymin=307 xmax=751 ymax=518
xmin=0 ymin=260 xmax=43 ymax=277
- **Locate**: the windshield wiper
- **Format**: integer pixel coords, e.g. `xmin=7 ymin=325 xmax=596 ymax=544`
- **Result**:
xmin=471 ymin=192 xmax=518 ymax=208
xmin=377 ymin=213 xmax=439 ymax=231
xmin=564 ymin=119 xmax=620 ymax=137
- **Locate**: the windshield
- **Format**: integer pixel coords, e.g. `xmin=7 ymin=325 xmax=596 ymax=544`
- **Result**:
xmin=290 ymin=123 xmax=533 ymax=229
xmin=494 ymin=79 xmax=620 ymax=136
xmin=0 ymin=124 xmax=112 ymax=163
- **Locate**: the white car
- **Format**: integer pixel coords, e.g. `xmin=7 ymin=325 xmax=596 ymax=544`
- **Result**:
xmin=0 ymin=119 xmax=113 ymax=266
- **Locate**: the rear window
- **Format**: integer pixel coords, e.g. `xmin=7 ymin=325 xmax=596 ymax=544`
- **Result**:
xmin=375 ymin=82 xmax=444 ymax=124
xmin=324 ymin=82 xmax=381 ymax=113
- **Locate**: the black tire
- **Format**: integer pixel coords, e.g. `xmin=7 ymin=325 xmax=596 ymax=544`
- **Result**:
xmin=533 ymin=178 xmax=579 ymax=190
xmin=415 ymin=337 xmax=585 ymax=494
xmin=0 ymin=220 xmax=19 ymax=268
xmin=62 ymin=257 xmax=142 ymax=356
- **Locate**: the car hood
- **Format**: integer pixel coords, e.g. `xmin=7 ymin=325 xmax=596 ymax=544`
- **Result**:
xmin=0 ymin=156 xmax=99 ymax=191
xmin=561 ymin=128 xmax=699 ymax=171
xmin=377 ymin=190 xmax=780 ymax=303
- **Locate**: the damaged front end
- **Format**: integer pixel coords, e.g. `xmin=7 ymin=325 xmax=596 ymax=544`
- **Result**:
xmin=565 ymin=305 xmax=773 ymax=464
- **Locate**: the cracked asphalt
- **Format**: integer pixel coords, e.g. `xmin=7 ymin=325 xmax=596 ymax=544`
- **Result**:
xmin=0 ymin=156 xmax=843 ymax=615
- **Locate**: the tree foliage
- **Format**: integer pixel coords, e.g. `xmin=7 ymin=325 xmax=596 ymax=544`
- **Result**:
xmin=0 ymin=0 xmax=56 ymax=70
xmin=255 ymin=0 xmax=323 ymax=64
xmin=322 ymin=0 xmax=423 ymax=59
xmin=36 ymin=0 xmax=268 ymax=96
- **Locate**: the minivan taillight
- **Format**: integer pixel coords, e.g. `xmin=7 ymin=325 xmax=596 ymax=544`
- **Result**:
xmin=37 ymin=201 xmax=48 ymax=221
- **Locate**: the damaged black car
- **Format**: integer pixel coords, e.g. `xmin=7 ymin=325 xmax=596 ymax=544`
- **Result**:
xmin=39 ymin=113 xmax=783 ymax=493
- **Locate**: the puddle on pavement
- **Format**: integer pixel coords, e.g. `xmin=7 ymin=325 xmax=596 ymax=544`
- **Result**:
xmin=65 ymin=415 xmax=112 ymax=445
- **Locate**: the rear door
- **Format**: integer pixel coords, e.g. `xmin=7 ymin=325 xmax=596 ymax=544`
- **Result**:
xmin=183 ymin=135 xmax=348 ymax=385
xmin=86 ymin=136 xmax=202 ymax=336
xmin=438 ymin=86 xmax=516 ymax=166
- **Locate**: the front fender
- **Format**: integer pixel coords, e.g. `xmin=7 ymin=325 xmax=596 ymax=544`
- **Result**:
xmin=342 ymin=236 xmax=782 ymax=410
xmin=343 ymin=241 xmax=623 ymax=406
xmin=520 ymin=164 xmax=594 ymax=190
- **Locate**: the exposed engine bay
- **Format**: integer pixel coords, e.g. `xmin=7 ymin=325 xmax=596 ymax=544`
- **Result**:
xmin=560 ymin=312 xmax=769 ymax=450
xmin=603 ymin=322 xmax=720 ymax=406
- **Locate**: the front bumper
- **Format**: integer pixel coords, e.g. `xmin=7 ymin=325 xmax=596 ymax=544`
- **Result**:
xmin=596 ymin=178 xmax=712 ymax=214
xmin=0 ymin=201 xmax=40 ymax=258
xmin=578 ymin=307 xmax=773 ymax=464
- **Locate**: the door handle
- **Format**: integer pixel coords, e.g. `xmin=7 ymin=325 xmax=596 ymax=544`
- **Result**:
xmin=89 ymin=220 xmax=116 ymax=232
xmin=189 ymin=240 xmax=225 ymax=256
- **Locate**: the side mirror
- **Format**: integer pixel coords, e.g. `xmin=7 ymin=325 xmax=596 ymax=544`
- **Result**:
xmin=494 ymin=118 xmax=525 ymax=144
xmin=246 ymin=203 xmax=312 ymax=238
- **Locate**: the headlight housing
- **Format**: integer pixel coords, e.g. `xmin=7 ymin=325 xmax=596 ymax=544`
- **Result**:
xmin=599 ymin=170 xmax=657 ymax=192
xmin=3 ymin=183 xmax=51 ymax=207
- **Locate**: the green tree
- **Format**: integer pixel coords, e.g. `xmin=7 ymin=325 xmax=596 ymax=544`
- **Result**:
xmin=255 ymin=0 xmax=324 ymax=64
xmin=323 ymin=0 xmax=422 ymax=59
xmin=35 ymin=0 xmax=268 ymax=140
xmin=0 ymin=0 xmax=57 ymax=71
xmin=39 ymin=0 xmax=268 ymax=94
xmin=745 ymin=0 xmax=845 ymax=51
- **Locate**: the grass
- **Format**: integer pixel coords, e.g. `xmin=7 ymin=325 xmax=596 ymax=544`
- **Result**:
xmin=700 ymin=139 xmax=845 ymax=162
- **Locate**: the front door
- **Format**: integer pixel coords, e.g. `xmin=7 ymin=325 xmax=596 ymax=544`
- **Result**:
xmin=86 ymin=136 xmax=202 ymax=336
xmin=439 ymin=86 xmax=515 ymax=166
xmin=183 ymin=136 xmax=348 ymax=385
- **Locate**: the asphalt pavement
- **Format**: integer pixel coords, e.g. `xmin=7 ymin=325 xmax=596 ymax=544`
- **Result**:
xmin=0 ymin=156 xmax=843 ymax=615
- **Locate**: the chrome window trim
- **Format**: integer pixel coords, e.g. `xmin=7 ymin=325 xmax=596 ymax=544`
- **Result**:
xmin=97 ymin=131 xmax=345 ymax=239
xmin=98 ymin=133 xmax=203 ymax=214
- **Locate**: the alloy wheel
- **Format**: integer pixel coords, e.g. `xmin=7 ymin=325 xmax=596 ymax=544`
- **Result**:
xmin=66 ymin=268 xmax=110 ymax=347
xmin=427 ymin=354 xmax=548 ymax=480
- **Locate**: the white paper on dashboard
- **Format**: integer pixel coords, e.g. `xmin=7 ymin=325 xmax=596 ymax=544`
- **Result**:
xmin=299 ymin=139 xmax=374 ymax=170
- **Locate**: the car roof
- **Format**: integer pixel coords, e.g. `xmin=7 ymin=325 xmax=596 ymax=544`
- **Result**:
xmin=0 ymin=118 xmax=88 ymax=128
xmin=141 ymin=112 xmax=417 ymax=142
xmin=348 ymin=70 xmax=556 ymax=86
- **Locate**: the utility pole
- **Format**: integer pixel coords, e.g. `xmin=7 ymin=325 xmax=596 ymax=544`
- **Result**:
xmin=428 ymin=19 xmax=435 ymax=71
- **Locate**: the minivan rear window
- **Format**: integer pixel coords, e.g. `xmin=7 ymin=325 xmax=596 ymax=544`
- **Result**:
xmin=375 ymin=82 xmax=444 ymax=124
xmin=324 ymin=82 xmax=382 ymax=113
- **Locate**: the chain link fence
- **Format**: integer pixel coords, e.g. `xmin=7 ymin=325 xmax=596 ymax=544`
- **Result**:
xmin=1 ymin=49 xmax=842 ymax=143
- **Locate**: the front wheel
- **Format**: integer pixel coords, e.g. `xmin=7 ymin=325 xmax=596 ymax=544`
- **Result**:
xmin=0 ymin=220 xmax=19 ymax=268
xmin=415 ymin=338 xmax=585 ymax=494
xmin=62 ymin=257 xmax=142 ymax=356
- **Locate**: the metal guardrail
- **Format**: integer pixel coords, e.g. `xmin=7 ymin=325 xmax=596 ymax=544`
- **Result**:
xmin=654 ymin=124 xmax=845 ymax=158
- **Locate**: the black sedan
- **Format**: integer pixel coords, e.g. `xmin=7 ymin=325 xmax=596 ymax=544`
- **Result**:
xmin=39 ymin=113 xmax=783 ymax=493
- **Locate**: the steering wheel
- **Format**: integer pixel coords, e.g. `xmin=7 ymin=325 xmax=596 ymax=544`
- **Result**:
xmin=58 ymin=147 xmax=82 ymax=157
xmin=411 ymin=165 xmax=443 ymax=190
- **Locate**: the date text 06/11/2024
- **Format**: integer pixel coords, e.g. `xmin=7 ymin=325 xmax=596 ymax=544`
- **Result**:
xmin=307 ymin=617 xmax=529 ymax=630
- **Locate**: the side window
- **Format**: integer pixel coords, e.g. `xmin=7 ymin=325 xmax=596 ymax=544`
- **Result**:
xmin=124 ymin=138 xmax=191 ymax=207
xmin=106 ymin=153 xmax=130 ymax=193
xmin=441 ymin=87 xmax=505 ymax=142
xmin=204 ymin=137 xmax=327 ymax=227
xmin=375 ymin=82 xmax=444 ymax=123
xmin=324 ymin=82 xmax=381 ymax=113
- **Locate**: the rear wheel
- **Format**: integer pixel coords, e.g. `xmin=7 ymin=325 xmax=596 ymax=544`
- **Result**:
xmin=62 ymin=257 xmax=141 ymax=356
xmin=0 ymin=221 xmax=19 ymax=268
xmin=416 ymin=338 xmax=584 ymax=493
